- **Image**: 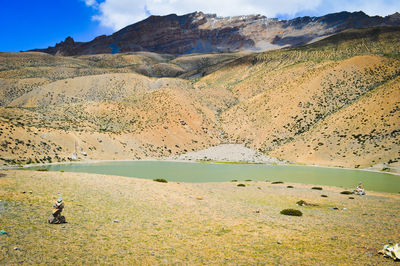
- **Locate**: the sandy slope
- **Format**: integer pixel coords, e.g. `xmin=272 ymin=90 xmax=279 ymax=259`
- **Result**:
xmin=173 ymin=144 xmax=282 ymax=163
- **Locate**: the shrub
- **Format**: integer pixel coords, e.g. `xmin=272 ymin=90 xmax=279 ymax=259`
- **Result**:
xmin=271 ymin=181 xmax=284 ymax=184
xmin=311 ymin=187 xmax=323 ymax=190
xmin=287 ymin=185 xmax=294 ymax=188
xmin=348 ymin=197 xmax=354 ymax=199
xmin=36 ymin=168 xmax=48 ymax=171
xmin=153 ymin=178 xmax=168 ymax=183
xmin=321 ymin=194 xmax=328 ymax=197
xmin=280 ymin=209 xmax=303 ymax=216
xmin=237 ymin=184 xmax=246 ymax=187
xmin=231 ymin=180 xmax=238 ymax=182
xmin=340 ymin=191 xmax=353 ymax=195
xmin=296 ymin=200 xmax=307 ymax=206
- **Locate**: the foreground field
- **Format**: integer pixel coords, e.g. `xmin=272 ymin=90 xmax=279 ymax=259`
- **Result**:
xmin=0 ymin=170 xmax=399 ymax=264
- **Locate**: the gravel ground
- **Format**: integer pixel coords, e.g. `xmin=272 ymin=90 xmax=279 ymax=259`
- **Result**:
xmin=172 ymin=144 xmax=283 ymax=163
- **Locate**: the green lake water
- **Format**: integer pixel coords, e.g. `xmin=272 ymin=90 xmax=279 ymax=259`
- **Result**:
xmin=24 ymin=161 xmax=400 ymax=193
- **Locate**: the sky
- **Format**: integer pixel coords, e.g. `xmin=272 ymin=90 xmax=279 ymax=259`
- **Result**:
xmin=0 ymin=0 xmax=399 ymax=52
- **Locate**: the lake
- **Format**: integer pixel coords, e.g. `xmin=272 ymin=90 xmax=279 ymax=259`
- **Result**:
xmin=24 ymin=161 xmax=400 ymax=193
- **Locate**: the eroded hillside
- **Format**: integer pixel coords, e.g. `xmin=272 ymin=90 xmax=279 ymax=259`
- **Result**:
xmin=0 ymin=27 xmax=399 ymax=171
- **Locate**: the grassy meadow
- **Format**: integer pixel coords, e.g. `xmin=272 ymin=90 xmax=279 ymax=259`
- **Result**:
xmin=0 ymin=170 xmax=399 ymax=264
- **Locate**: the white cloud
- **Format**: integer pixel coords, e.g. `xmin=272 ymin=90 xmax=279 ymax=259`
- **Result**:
xmin=85 ymin=0 xmax=400 ymax=31
xmin=84 ymin=0 xmax=98 ymax=7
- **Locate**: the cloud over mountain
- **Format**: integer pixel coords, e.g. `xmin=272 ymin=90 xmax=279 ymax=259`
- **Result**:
xmin=84 ymin=0 xmax=400 ymax=30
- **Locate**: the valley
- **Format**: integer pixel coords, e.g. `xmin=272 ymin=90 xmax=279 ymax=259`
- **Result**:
xmin=0 ymin=27 xmax=399 ymax=172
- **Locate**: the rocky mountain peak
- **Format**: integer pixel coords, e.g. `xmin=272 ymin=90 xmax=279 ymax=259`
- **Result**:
xmin=30 ymin=11 xmax=400 ymax=56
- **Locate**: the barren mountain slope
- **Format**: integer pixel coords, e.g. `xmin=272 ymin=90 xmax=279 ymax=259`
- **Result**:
xmin=0 ymin=27 xmax=399 ymax=170
xmin=0 ymin=86 xmax=221 ymax=163
xmin=31 ymin=11 xmax=400 ymax=55
xmin=8 ymin=73 xmax=193 ymax=107
xmin=220 ymin=55 xmax=399 ymax=149
xmin=203 ymin=27 xmax=400 ymax=169
xmin=269 ymin=76 xmax=400 ymax=168
xmin=0 ymin=51 xmax=243 ymax=106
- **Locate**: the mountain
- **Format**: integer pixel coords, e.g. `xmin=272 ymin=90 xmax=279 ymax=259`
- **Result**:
xmin=30 ymin=11 xmax=400 ymax=56
xmin=1 ymin=26 xmax=399 ymax=172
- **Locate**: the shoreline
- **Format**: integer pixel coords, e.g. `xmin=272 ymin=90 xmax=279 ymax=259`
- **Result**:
xmin=2 ymin=157 xmax=399 ymax=177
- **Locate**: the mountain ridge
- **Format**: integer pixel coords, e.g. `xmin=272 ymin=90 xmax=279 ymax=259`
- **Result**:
xmin=29 ymin=11 xmax=400 ymax=56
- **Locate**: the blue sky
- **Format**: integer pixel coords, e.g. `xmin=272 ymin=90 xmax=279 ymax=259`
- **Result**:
xmin=0 ymin=0 xmax=399 ymax=52
xmin=0 ymin=0 xmax=110 ymax=52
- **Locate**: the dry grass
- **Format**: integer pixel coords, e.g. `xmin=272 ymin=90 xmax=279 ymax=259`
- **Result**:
xmin=0 ymin=170 xmax=399 ymax=264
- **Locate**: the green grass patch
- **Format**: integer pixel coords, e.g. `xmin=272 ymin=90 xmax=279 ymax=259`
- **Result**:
xmin=280 ymin=209 xmax=303 ymax=216
xmin=153 ymin=178 xmax=168 ymax=183
xmin=311 ymin=187 xmax=323 ymax=190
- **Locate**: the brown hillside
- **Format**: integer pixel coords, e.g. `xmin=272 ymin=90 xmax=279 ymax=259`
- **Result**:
xmin=0 ymin=27 xmax=399 ymax=171
xmin=269 ymin=76 xmax=400 ymax=168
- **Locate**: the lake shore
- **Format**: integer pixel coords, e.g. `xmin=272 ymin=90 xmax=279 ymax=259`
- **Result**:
xmin=2 ymin=158 xmax=399 ymax=178
xmin=0 ymin=170 xmax=399 ymax=264
xmin=2 ymin=144 xmax=399 ymax=176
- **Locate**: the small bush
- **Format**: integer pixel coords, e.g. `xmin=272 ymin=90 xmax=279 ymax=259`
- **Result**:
xmin=348 ymin=197 xmax=354 ymax=199
xmin=311 ymin=187 xmax=323 ymax=190
xmin=60 ymin=170 xmax=64 ymax=172
xmin=36 ymin=168 xmax=48 ymax=171
xmin=287 ymin=185 xmax=294 ymax=188
xmin=280 ymin=209 xmax=303 ymax=216
xmin=237 ymin=184 xmax=246 ymax=187
xmin=296 ymin=200 xmax=307 ymax=206
xmin=271 ymin=181 xmax=284 ymax=184
xmin=321 ymin=194 xmax=328 ymax=197
xmin=231 ymin=180 xmax=238 ymax=182
xmin=296 ymin=200 xmax=318 ymax=207
xmin=340 ymin=191 xmax=353 ymax=195
xmin=153 ymin=178 xmax=168 ymax=183
xmin=245 ymin=179 xmax=252 ymax=182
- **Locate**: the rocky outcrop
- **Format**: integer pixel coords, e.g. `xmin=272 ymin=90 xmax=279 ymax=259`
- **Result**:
xmin=31 ymin=11 xmax=400 ymax=55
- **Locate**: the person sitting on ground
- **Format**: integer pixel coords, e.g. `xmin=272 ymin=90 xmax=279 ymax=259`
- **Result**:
xmin=353 ymin=182 xmax=366 ymax=195
xmin=48 ymin=197 xmax=66 ymax=224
